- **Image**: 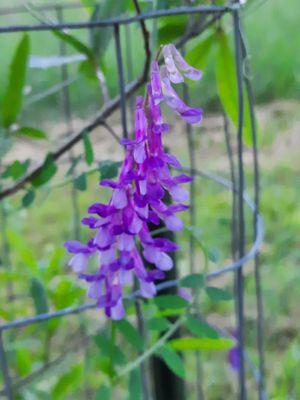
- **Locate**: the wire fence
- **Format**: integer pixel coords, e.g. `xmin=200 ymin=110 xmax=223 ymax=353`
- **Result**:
xmin=0 ymin=1 xmax=265 ymax=399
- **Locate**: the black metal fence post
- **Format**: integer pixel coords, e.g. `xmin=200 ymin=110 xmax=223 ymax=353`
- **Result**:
xmin=0 ymin=332 xmax=13 ymax=400
xmin=233 ymin=9 xmax=247 ymax=400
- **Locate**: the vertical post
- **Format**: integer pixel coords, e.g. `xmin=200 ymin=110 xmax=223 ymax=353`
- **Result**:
xmin=114 ymin=23 xmax=128 ymax=139
xmin=56 ymin=6 xmax=80 ymax=241
xmin=233 ymin=10 xmax=247 ymax=400
xmin=0 ymin=332 xmax=13 ymax=400
xmin=240 ymin=28 xmax=266 ymax=400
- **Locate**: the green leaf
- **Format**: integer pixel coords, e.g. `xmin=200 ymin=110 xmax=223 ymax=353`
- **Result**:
xmin=186 ymin=32 xmax=215 ymax=70
xmin=22 ymin=189 xmax=35 ymax=208
xmin=116 ymin=320 xmax=144 ymax=351
xmin=94 ymin=333 xmax=126 ymax=365
xmin=14 ymin=126 xmax=47 ymax=140
xmin=185 ymin=316 xmax=220 ymax=339
xmin=180 ymin=273 xmax=205 ymax=289
xmin=99 ymin=160 xmax=121 ymax=180
xmin=96 ymin=385 xmax=112 ymax=400
xmin=2 ymin=34 xmax=30 ymax=127
xmin=158 ymin=16 xmax=188 ymax=44
xmin=207 ymin=247 xmax=220 ymax=263
xmin=147 ymin=317 xmax=170 ymax=332
xmin=169 ymin=337 xmax=234 ymax=351
xmin=52 ymin=30 xmax=94 ymax=61
xmin=53 ymin=365 xmax=82 ymax=399
xmin=78 ymin=59 xmax=98 ymax=81
xmin=215 ymin=30 xmax=254 ymax=146
xmin=206 ymin=287 xmax=233 ymax=302
xmin=82 ymin=131 xmax=94 ymax=165
xmin=128 ymin=369 xmax=141 ymax=400
xmin=30 ymin=277 xmax=49 ymax=315
xmin=89 ymin=0 xmax=130 ymax=57
xmin=32 ymin=154 xmax=57 ymax=187
xmin=154 ymin=295 xmax=188 ymax=310
xmin=16 ymin=348 xmax=32 ymax=376
xmin=2 ymin=160 xmax=30 ymax=180
xmin=156 ymin=345 xmax=185 ymax=378
xmin=74 ymin=173 xmax=87 ymax=191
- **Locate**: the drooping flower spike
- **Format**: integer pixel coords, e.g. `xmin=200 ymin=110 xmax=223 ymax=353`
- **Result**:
xmin=64 ymin=45 xmax=203 ymax=319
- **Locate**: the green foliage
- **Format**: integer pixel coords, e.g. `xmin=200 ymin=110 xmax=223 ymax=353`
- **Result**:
xmin=169 ymin=337 xmax=234 ymax=351
xmin=158 ymin=16 xmax=188 ymax=45
xmin=116 ymin=319 xmax=144 ymax=351
xmin=16 ymin=348 xmax=32 ymax=377
xmin=74 ymin=173 xmax=87 ymax=191
xmin=82 ymin=131 xmax=94 ymax=165
xmin=32 ymin=154 xmax=57 ymax=187
xmin=53 ymin=364 xmax=83 ymax=399
xmin=156 ymin=345 xmax=185 ymax=378
xmin=96 ymin=385 xmax=112 ymax=400
xmin=99 ymin=160 xmax=122 ymax=180
xmin=215 ymin=30 xmax=253 ymax=146
xmin=185 ymin=316 xmax=220 ymax=339
xmin=2 ymin=34 xmax=30 ymax=128
xmin=206 ymin=286 xmax=233 ymax=302
xmin=88 ymin=0 xmax=130 ymax=57
xmin=94 ymin=332 xmax=126 ymax=365
xmin=22 ymin=189 xmax=36 ymax=208
xmin=180 ymin=273 xmax=205 ymax=289
xmin=51 ymin=30 xmax=94 ymax=62
xmin=147 ymin=317 xmax=170 ymax=332
xmin=128 ymin=369 xmax=142 ymax=400
xmin=30 ymin=277 xmax=49 ymax=315
xmin=14 ymin=126 xmax=47 ymax=140
xmin=186 ymin=32 xmax=215 ymax=70
xmin=2 ymin=160 xmax=30 ymax=180
xmin=154 ymin=294 xmax=188 ymax=310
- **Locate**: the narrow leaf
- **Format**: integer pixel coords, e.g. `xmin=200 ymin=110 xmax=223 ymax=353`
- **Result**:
xmin=186 ymin=32 xmax=215 ymax=70
xmin=96 ymin=385 xmax=112 ymax=400
xmin=169 ymin=337 xmax=234 ymax=351
xmin=30 ymin=277 xmax=49 ymax=315
xmin=99 ymin=160 xmax=121 ymax=180
xmin=180 ymin=273 xmax=205 ymax=289
xmin=156 ymin=345 xmax=185 ymax=378
xmin=2 ymin=34 xmax=30 ymax=127
xmin=51 ymin=30 xmax=94 ymax=61
xmin=94 ymin=333 xmax=126 ymax=365
xmin=206 ymin=287 xmax=233 ymax=302
xmin=147 ymin=317 xmax=170 ymax=332
xmin=14 ymin=126 xmax=47 ymax=140
xmin=74 ymin=173 xmax=87 ymax=191
xmin=128 ymin=369 xmax=142 ymax=400
xmin=215 ymin=30 xmax=254 ymax=146
xmin=185 ymin=316 xmax=220 ymax=339
xmin=82 ymin=131 xmax=94 ymax=165
xmin=154 ymin=295 xmax=188 ymax=310
xmin=32 ymin=154 xmax=57 ymax=187
xmin=2 ymin=160 xmax=30 ymax=180
xmin=22 ymin=189 xmax=35 ymax=208
xmin=116 ymin=319 xmax=144 ymax=351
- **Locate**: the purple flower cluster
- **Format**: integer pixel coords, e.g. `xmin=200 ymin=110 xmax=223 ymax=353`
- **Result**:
xmin=65 ymin=44 xmax=203 ymax=319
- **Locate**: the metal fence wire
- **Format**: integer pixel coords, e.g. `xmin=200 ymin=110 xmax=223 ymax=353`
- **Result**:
xmin=0 ymin=1 xmax=265 ymax=400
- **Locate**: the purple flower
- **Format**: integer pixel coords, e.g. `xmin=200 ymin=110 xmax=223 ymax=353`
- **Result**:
xmin=163 ymin=44 xmax=202 ymax=83
xmin=65 ymin=44 xmax=203 ymax=319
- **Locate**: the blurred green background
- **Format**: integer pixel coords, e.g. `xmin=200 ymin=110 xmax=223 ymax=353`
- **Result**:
xmin=0 ymin=0 xmax=299 ymax=399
